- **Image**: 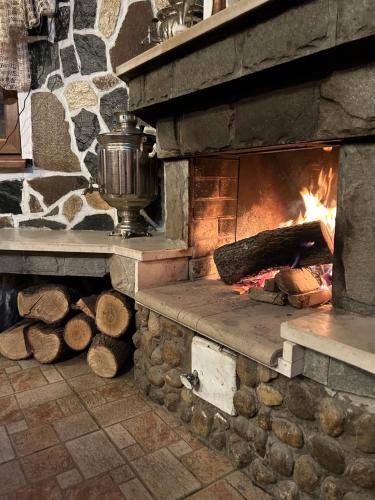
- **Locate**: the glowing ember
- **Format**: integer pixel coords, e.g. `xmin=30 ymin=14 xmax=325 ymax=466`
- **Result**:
xmin=232 ymin=268 xmax=282 ymax=295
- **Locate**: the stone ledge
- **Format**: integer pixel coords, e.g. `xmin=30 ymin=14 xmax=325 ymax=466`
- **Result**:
xmin=135 ymin=279 xmax=316 ymax=367
xmin=281 ymin=309 xmax=375 ymax=375
xmin=0 ymin=228 xmax=191 ymax=262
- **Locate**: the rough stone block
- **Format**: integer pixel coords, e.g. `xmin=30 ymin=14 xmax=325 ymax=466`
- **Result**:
xmin=337 ymin=0 xmax=375 ymax=43
xmin=270 ymin=441 xmax=294 ymax=477
xmin=293 ymin=455 xmax=320 ymax=493
xmin=271 ymin=418 xmax=303 ymax=448
xmin=355 ymin=413 xmax=375 ymax=454
xmin=110 ymin=255 xmax=136 ymax=297
xmin=145 ymin=66 xmax=173 ymax=104
xmin=156 ymin=118 xmax=180 ymax=157
xmin=328 ymin=359 xmax=375 ymax=398
xmin=164 ymin=161 xmax=189 ymax=242
xmin=319 ymin=398 xmax=345 ymax=437
xmin=303 ymin=349 xmax=329 ymax=385
xmin=309 ymin=434 xmax=345 ymax=474
xmin=63 ymin=257 xmax=109 ymax=277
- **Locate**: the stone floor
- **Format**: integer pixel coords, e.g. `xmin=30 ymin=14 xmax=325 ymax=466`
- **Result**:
xmin=0 ymin=353 xmax=270 ymax=500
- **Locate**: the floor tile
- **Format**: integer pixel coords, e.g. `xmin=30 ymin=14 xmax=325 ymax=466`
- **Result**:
xmin=66 ymin=430 xmax=124 ymax=479
xmin=20 ymin=444 xmax=74 ymax=482
xmin=122 ymin=412 xmax=179 ymax=452
xmin=55 ymin=355 xmax=90 ymax=380
xmin=56 ymin=468 xmax=82 ymax=489
xmin=23 ymin=401 xmax=65 ymax=427
xmin=0 ymin=426 xmax=15 ymax=463
xmin=57 ymin=395 xmax=85 ymax=416
xmin=8 ymin=477 xmax=63 ymax=500
xmin=64 ymin=475 xmax=123 ymax=500
xmin=226 ymin=470 xmax=272 ymax=499
xmin=175 ymin=426 xmax=204 ymax=450
xmin=0 ymin=461 xmax=26 ymax=495
xmin=155 ymin=407 xmax=181 ymax=428
xmin=187 ymin=480 xmax=244 ymax=500
xmin=52 ymin=411 xmax=98 ymax=442
xmin=40 ymin=365 xmax=63 ymax=383
xmin=168 ymin=440 xmax=194 ymax=457
xmin=0 ymin=378 xmax=14 ymax=398
xmin=181 ymin=447 xmax=234 ymax=485
xmin=122 ymin=443 xmax=145 ymax=461
xmin=15 ymin=381 xmax=72 ymax=409
xmin=11 ymin=424 xmax=59 ymax=457
xmin=110 ymin=464 xmax=135 ymax=485
xmin=0 ymin=357 xmax=18 ymax=370
xmin=0 ymin=395 xmax=23 ymax=425
xmin=68 ymin=373 xmax=106 ymax=393
xmin=80 ymin=380 xmax=135 ymax=409
xmin=10 ymin=368 xmax=48 ymax=392
xmin=17 ymin=359 xmax=40 ymax=370
xmin=133 ymin=448 xmax=201 ymax=500
xmin=6 ymin=419 xmax=27 ymax=435
xmin=105 ymin=423 xmax=136 ymax=449
xmin=89 ymin=395 xmax=150 ymax=427
xmin=120 ymin=478 xmax=154 ymax=500
xmin=5 ymin=366 xmax=21 ymax=374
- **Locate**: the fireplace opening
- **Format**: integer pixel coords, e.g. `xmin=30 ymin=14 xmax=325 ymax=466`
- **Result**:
xmin=190 ymin=145 xmax=339 ymax=308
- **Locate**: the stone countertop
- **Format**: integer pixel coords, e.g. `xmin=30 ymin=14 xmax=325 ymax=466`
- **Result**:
xmin=0 ymin=229 xmax=191 ymax=262
xmin=116 ymin=0 xmax=270 ymax=81
xmin=136 ymin=279 xmax=314 ymax=367
xmin=281 ymin=310 xmax=375 ymax=375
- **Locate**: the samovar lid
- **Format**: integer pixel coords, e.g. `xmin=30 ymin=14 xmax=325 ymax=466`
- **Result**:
xmin=98 ymin=112 xmax=153 ymax=145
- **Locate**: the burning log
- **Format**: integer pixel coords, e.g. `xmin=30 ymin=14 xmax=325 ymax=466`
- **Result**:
xmin=275 ymin=268 xmax=320 ymax=295
xmin=214 ymin=221 xmax=333 ymax=285
xmin=288 ymin=289 xmax=332 ymax=309
xmin=264 ymin=278 xmax=278 ymax=292
xmin=248 ymin=288 xmax=288 ymax=306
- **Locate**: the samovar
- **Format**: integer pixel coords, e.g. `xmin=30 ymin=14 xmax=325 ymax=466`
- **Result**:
xmin=97 ymin=113 xmax=158 ymax=239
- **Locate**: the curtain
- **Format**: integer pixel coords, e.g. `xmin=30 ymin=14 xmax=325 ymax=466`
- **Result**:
xmin=0 ymin=0 xmax=55 ymax=91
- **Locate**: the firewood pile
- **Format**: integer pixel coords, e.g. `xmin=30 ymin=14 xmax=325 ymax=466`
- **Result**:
xmin=0 ymin=285 xmax=134 ymax=378
xmin=214 ymin=221 xmax=333 ymax=309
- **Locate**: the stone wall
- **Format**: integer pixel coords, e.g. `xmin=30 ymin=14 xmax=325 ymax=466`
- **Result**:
xmin=0 ymin=0 xmax=154 ymax=231
xmin=134 ymin=306 xmax=375 ymax=499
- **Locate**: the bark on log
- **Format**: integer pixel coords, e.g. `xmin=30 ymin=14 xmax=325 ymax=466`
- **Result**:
xmin=72 ymin=295 xmax=97 ymax=320
xmin=275 ymin=268 xmax=320 ymax=295
xmin=214 ymin=221 xmax=333 ymax=284
xmin=27 ymin=324 xmax=69 ymax=363
xmin=87 ymin=334 xmax=132 ymax=378
xmin=64 ymin=314 xmax=96 ymax=351
xmin=288 ymin=289 xmax=332 ymax=309
xmin=0 ymin=319 xmax=35 ymax=360
xmin=248 ymin=288 xmax=288 ymax=306
xmin=95 ymin=291 xmax=133 ymax=338
xmin=17 ymin=285 xmax=71 ymax=324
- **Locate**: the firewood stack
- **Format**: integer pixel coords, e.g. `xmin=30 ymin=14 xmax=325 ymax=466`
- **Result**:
xmin=0 ymin=285 xmax=134 ymax=378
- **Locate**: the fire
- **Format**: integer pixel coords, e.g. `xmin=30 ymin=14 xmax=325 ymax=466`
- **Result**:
xmin=282 ymin=168 xmax=336 ymax=237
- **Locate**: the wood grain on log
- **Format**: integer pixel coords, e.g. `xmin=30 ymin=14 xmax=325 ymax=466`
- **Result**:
xmin=72 ymin=295 xmax=97 ymax=319
xmin=0 ymin=319 xmax=35 ymax=360
xmin=288 ymin=289 xmax=332 ymax=309
xmin=17 ymin=285 xmax=71 ymax=324
xmin=275 ymin=268 xmax=320 ymax=295
xmin=27 ymin=324 xmax=68 ymax=363
xmin=214 ymin=221 xmax=333 ymax=284
xmin=95 ymin=291 xmax=133 ymax=338
xmin=248 ymin=288 xmax=288 ymax=306
xmin=87 ymin=334 xmax=132 ymax=378
xmin=64 ymin=314 xmax=96 ymax=351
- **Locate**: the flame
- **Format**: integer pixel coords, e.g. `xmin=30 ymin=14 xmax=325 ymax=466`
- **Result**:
xmin=282 ymin=168 xmax=336 ymax=237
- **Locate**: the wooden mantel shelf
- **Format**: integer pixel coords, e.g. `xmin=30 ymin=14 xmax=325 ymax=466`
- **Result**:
xmin=116 ymin=0 xmax=271 ymax=82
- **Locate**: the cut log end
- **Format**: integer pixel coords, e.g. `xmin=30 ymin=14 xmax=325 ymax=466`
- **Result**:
xmin=288 ymin=289 xmax=332 ymax=309
xmin=248 ymin=288 xmax=288 ymax=306
xmin=87 ymin=334 xmax=132 ymax=378
xmin=17 ymin=285 xmax=71 ymax=324
xmin=95 ymin=291 xmax=133 ymax=338
xmin=64 ymin=314 xmax=96 ymax=351
xmin=72 ymin=295 xmax=97 ymax=320
xmin=27 ymin=324 xmax=68 ymax=364
xmin=0 ymin=319 xmax=35 ymax=360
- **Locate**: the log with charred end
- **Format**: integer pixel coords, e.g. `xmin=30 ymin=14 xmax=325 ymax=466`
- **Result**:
xmin=249 ymin=288 xmax=288 ymax=306
xmin=95 ymin=291 xmax=133 ymax=338
xmin=288 ymin=288 xmax=332 ymax=309
xmin=72 ymin=295 xmax=97 ymax=320
xmin=275 ymin=268 xmax=320 ymax=295
xmin=214 ymin=221 xmax=333 ymax=285
xmin=64 ymin=314 xmax=96 ymax=351
xmin=0 ymin=319 xmax=36 ymax=360
xmin=264 ymin=278 xmax=278 ymax=293
xmin=87 ymin=334 xmax=132 ymax=378
xmin=27 ymin=324 xmax=69 ymax=364
xmin=17 ymin=285 xmax=71 ymax=324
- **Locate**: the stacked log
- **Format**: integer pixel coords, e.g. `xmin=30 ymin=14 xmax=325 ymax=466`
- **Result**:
xmin=0 ymin=285 xmax=134 ymax=377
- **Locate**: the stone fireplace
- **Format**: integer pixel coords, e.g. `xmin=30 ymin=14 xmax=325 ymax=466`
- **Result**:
xmin=114 ymin=1 xmax=375 ymax=497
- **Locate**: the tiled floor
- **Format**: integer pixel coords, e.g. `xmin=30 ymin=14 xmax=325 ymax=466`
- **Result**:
xmin=0 ymin=353 xmax=270 ymax=500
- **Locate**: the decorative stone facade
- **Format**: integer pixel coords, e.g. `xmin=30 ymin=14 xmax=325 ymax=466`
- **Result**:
xmin=0 ymin=0 xmax=154 ymax=230
xmin=134 ymin=306 xmax=375 ymax=499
